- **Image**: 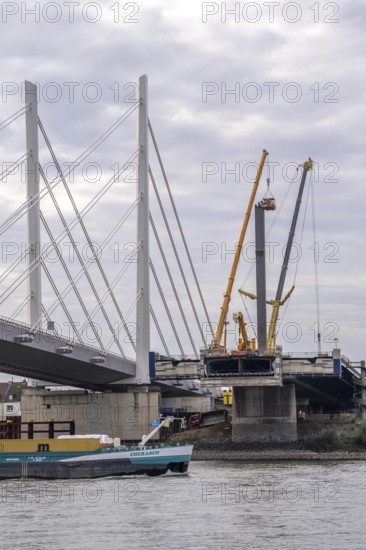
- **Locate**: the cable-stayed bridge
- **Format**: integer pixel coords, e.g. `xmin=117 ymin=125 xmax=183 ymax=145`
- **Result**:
xmin=0 ymin=76 xmax=214 ymax=392
xmin=2 ymin=79 xmax=365 ymax=443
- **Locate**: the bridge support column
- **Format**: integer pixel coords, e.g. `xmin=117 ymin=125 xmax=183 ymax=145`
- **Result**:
xmin=255 ymin=204 xmax=267 ymax=354
xmin=232 ymin=384 xmax=297 ymax=442
xmin=357 ymin=360 xmax=366 ymax=421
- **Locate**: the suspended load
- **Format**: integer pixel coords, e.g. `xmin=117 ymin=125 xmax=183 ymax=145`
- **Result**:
xmin=260 ymin=178 xmax=276 ymax=210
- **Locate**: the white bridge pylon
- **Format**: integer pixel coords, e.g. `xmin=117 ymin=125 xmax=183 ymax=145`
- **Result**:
xmin=136 ymin=75 xmax=150 ymax=384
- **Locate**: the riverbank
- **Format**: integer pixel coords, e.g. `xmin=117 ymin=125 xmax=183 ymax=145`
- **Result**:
xmin=169 ymin=418 xmax=366 ymax=461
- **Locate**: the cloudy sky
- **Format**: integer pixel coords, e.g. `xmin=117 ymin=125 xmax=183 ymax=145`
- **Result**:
xmin=0 ymin=0 xmax=365 ymax=379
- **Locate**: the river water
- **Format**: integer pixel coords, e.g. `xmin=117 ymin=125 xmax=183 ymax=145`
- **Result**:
xmin=0 ymin=460 xmax=365 ymax=550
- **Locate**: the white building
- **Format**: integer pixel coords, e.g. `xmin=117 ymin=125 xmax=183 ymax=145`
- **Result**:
xmin=0 ymin=382 xmax=25 ymax=421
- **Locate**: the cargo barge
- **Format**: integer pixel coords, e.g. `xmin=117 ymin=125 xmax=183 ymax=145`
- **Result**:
xmin=0 ymin=419 xmax=193 ymax=480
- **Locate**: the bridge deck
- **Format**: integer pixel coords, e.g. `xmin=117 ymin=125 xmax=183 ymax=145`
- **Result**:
xmin=0 ymin=318 xmax=136 ymax=389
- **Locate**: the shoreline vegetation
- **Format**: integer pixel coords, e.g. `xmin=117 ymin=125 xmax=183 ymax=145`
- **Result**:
xmin=169 ymin=419 xmax=366 ymax=461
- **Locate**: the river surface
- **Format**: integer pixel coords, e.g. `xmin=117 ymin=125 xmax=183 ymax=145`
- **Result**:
xmin=0 ymin=460 xmax=365 ymax=550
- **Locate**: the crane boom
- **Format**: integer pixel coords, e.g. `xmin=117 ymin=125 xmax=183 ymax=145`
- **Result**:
xmin=267 ymin=159 xmax=313 ymax=354
xmin=211 ymin=149 xmax=268 ymax=350
xmin=233 ymin=312 xmax=249 ymax=350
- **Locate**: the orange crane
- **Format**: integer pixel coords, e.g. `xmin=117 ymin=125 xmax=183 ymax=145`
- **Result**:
xmin=209 ymin=149 xmax=268 ymax=352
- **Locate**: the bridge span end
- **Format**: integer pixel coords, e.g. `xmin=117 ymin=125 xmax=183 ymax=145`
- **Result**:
xmin=0 ymin=318 xmax=136 ymax=389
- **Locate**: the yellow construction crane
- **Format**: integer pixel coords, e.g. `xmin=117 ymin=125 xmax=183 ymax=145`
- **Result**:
xmin=234 ymin=291 xmax=258 ymax=352
xmin=266 ymin=285 xmax=294 ymax=355
xmin=237 ymin=158 xmax=313 ymax=355
xmin=210 ymin=149 xmax=268 ymax=352
xmin=233 ymin=182 xmax=276 ymax=353
xmin=233 ymin=312 xmax=256 ymax=351
xmin=266 ymin=158 xmax=313 ymax=354
xmin=238 ymin=285 xmax=294 ymax=354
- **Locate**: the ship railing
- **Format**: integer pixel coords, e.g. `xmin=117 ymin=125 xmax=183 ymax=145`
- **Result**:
xmin=0 ymin=419 xmax=75 ymax=440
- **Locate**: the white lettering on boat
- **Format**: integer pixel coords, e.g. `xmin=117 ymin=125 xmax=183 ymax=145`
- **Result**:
xmin=130 ymin=450 xmax=160 ymax=457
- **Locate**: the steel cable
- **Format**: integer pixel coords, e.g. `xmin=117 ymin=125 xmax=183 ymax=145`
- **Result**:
xmin=0 ymin=103 xmax=138 ymax=236
xmin=149 ymin=212 xmax=197 ymax=356
xmin=149 ymin=120 xmax=214 ymax=342
xmin=38 ymin=128 xmax=138 ymax=351
xmin=0 ymin=104 xmax=29 ymax=132
xmin=0 ymin=153 xmax=139 ymax=305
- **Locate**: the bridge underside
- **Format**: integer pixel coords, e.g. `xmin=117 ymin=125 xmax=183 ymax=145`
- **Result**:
xmin=0 ymin=341 xmax=135 ymax=390
xmin=0 ymin=319 xmax=136 ymax=390
xmin=284 ymin=368 xmax=356 ymax=411
xmin=0 ymin=321 xmax=212 ymax=396
xmin=151 ymin=379 xmax=216 ymax=398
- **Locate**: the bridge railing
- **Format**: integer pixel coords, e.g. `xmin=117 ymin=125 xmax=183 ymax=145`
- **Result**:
xmin=282 ymin=351 xmax=333 ymax=357
xmin=0 ymin=315 xmax=135 ymax=363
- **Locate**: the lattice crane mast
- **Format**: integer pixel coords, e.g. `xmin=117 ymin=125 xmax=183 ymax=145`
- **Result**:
xmin=266 ymin=158 xmax=313 ymax=355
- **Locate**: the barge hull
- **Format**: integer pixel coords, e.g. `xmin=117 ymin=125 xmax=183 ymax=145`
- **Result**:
xmin=0 ymin=458 xmax=190 ymax=479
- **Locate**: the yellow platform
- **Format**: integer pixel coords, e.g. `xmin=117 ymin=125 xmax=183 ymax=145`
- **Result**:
xmin=0 ymin=438 xmax=103 ymax=453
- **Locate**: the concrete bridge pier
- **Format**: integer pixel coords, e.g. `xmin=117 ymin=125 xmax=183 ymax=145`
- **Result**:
xmin=354 ymin=360 xmax=366 ymax=421
xmin=21 ymin=386 xmax=160 ymax=441
xmin=232 ymin=384 xmax=297 ymax=442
